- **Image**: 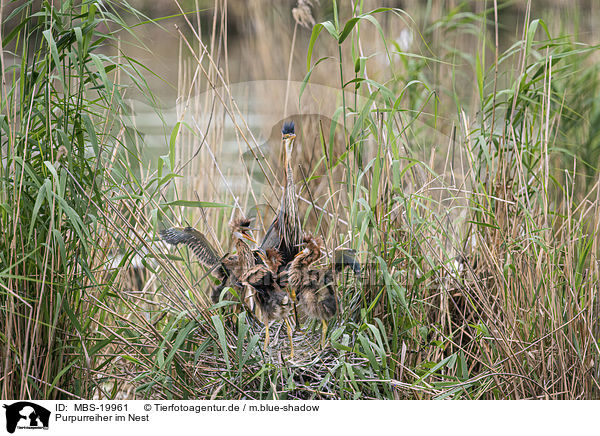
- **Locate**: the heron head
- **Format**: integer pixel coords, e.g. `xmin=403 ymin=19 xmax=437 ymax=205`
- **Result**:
xmin=282 ymin=121 xmax=296 ymax=156
xmin=230 ymin=217 xmax=256 ymax=244
xmin=233 ymin=231 xmax=256 ymax=244
xmin=294 ymin=234 xmax=323 ymax=264
xmin=265 ymin=248 xmax=283 ymax=269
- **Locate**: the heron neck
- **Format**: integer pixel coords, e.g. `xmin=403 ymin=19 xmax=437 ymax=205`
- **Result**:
xmin=290 ymin=253 xmax=308 ymax=271
xmin=266 ymin=260 xmax=279 ymax=273
xmin=235 ymin=239 xmax=255 ymax=270
xmin=283 ymin=151 xmax=296 ymax=207
xmin=284 ymin=152 xmax=294 ymax=186
xmin=283 ymin=161 xmax=298 ymax=225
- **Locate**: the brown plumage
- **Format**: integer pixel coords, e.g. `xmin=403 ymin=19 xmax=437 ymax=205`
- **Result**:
xmin=228 ymin=216 xmax=258 ymax=310
xmin=260 ymin=121 xmax=303 ymax=266
xmin=159 ymin=226 xmax=224 ymax=275
xmin=160 ymin=227 xmax=235 ymax=302
xmin=229 ymin=217 xmax=256 ymax=275
xmin=239 ymin=248 xmax=294 ymax=357
xmin=159 ymin=216 xmax=258 ymax=305
xmin=262 ymin=248 xmax=283 ymax=274
xmin=263 ymin=247 xmax=300 ymax=328
xmin=289 ymin=234 xmax=337 ymax=348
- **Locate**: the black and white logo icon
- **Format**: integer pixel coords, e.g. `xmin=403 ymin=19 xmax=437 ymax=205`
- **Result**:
xmin=3 ymin=402 xmax=50 ymax=434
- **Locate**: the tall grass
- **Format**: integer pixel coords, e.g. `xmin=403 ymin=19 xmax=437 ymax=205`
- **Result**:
xmin=0 ymin=0 xmax=156 ymax=399
xmin=2 ymin=0 xmax=599 ymax=400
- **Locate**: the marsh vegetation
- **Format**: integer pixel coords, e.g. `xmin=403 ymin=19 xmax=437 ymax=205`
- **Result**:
xmin=1 ymin=0 xmax=600 ymax=399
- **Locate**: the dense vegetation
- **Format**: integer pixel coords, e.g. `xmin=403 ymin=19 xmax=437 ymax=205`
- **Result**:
xmin=1 ymin=0 xmax=599 ymax=399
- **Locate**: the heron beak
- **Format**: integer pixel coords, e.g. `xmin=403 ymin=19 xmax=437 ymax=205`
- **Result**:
xmin=294 ymin=247 xmax=310 ymax=258
xmin=242 ymin=233 xmax=257 ymax=244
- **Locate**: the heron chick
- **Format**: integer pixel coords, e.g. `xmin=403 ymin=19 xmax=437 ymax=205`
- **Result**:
xmin=288 ymin=234 xmax=337 ymax=348
xmin=159 ymin=216 xmax=258 ymax=307
xmin=239 ymin=248 xmax=294 ymax=358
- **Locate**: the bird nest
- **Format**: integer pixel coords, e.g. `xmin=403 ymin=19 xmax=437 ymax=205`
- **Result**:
xmin=258 ymin=320 xmax=328 ymax=363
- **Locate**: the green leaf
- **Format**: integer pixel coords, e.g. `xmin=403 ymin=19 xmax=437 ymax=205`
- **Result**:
xmin=90 ymin=53 xmax=114 ymax=96
xmin=307 ymin=21 xmax=339 ymax=71
xmin=300 ymin=56 xmax=332 ymax=103
xmin=164 ymin=321 xmax=197 ymax=368
xmin=163 ymin=200 xmax=233 ymax=208
xmin=169 ymin=122 xmax=181 ymax=169
xmin=28 ymin=179 xmax=50 ymax=241
xmin=42 ymin=29 xmax=64 ymax=84
xmin=211 ymin=315 xmax=230 ymax=370
xmin=338 ymin=8 xmax=391 ymax=44
xmin=476 ymin=49 xmax=484 ymax=102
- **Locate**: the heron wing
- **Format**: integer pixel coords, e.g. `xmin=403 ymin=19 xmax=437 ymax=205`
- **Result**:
xmin=160 ymin=227 xmax=222 ymax=268
xmin=333 ymin=249 xmax=362 ymax=277
xmin=259 ymin=217 xmax=281 ymax=251
xmin=260 ymin=216 xmax=301 ymax=266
